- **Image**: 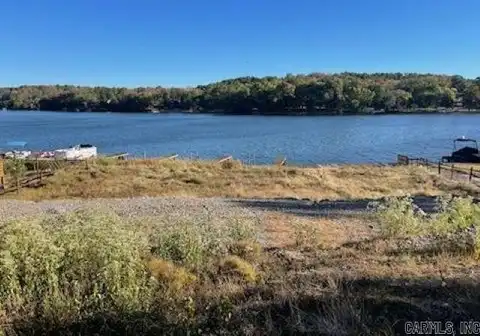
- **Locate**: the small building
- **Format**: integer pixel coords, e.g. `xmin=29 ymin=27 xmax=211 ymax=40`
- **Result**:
xmin=54 ymin=144 xmax=98 ymax=160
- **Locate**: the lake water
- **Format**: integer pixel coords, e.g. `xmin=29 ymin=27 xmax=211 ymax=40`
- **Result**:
xmin=1 ymin=111 xmax=479 ymax=165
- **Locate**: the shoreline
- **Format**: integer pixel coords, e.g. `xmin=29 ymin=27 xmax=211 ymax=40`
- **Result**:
xmin=4 ymin=108 xmax=480 ymax=116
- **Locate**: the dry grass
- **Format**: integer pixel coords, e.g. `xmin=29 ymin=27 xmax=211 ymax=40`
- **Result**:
xmin=219 ymin=255 xmax=258 ymax=283
xmin=3 ymin=158 xmax=475 ymax=200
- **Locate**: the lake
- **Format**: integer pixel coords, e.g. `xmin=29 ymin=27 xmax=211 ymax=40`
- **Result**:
xmin=0 ymin=111 xmax=479 ymax=165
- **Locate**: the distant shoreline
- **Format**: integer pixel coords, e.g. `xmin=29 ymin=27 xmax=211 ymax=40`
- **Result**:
xmin=2 ymin=73 xmax=480 ymax=115
xmin=4 ymin=108 xmax=480 ymax=116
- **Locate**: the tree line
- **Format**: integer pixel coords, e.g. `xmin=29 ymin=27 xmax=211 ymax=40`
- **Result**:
xmin=1 ymin=73 xmax=480 ymax=114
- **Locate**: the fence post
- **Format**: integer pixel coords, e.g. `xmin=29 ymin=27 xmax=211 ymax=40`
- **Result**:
xmin=36 ymin=157 xmax=42 ymax=182
xmin=451 ymin=164 xmax=454 ymax=179
xmin=438 ymin=161 xmax=441 ymax=175
xmin=470 ymin=167 xmax=474 ymax=182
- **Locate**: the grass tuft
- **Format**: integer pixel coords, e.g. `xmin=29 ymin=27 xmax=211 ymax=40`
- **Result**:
xmin=220 ymin=256 xmax=258 ymax=283
xmin=147 ymin=258 xmax=196 ymax=291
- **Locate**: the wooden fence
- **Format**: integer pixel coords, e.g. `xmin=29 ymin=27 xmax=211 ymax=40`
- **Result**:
xmin=397 ymin=154 xmax=480 ymax=183
xmin=0 ymin=158 xmax=81 ymax=194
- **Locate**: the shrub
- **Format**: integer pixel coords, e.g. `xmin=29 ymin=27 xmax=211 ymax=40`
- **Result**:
xmin=0 ymin=219 xmax=62 ymax=319
xmin=374 ymin=196 xmax=425 ymax=237
xmin=433 ymin=196 xmax=480 ymax=235
xmin=95 ymin=157 xmax=114 ymax=167
xmin=4 ymin=158 xmax=27 ymax=192
xmin=151 ymin=216 xmax=257 ymax=268
xmin=0 ymin=211 xmax=156 ymax=324
xmin=152 ymin=222 xmax=207 ymax=267
xmin=375 ymin=195 xmax=480 ymax=238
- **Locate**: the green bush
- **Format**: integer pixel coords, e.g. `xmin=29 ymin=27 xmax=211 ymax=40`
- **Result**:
xmin=433 ymin=196 xmax=480 ymax=235
xmin=0 ymin=211 xmax=156 ymax=323
xmin=374 ymin=196 xmax=425 ymax=236
xmin=375 ymin=195 xmax=480 ymax=237
xmin=151 ymin=216 xmax=257 ymax=268
xmin=0 ymin=209 xmax=261 ymax=332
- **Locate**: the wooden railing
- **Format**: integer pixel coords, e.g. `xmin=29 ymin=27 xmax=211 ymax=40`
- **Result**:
xmin=397 ymin=154 xmax=480 ymax=182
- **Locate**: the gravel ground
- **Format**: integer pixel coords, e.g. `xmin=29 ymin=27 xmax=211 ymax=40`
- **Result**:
xmin=0 ymin=195 xmax=444 ymax=223
xmin=0 ymin=197 xmax=263 ymax=223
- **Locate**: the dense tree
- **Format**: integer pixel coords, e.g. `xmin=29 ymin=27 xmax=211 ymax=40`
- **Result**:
xmin=0 ymin=72 xmax=478 ymax=114
xmin=464 ymin=83 xmax=480 ymax=109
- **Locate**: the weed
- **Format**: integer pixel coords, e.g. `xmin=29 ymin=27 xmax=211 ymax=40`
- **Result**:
xmin=229 ymin=240 xmax=263 ymax=261
xmin=95 ymin=157 xmax=113 ymax=167
xmin=292 ymin=219 xmax=322 ymax=248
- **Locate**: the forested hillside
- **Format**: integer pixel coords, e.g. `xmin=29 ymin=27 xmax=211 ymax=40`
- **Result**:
xmin=1 ymin=73 xmax=479 ymax=114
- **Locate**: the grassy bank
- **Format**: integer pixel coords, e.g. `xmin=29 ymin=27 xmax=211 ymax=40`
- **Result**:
xmin=2 ymin=196 xmax=480 ymax=334
xmin=3 ymin=158 xmax=476 ymax=200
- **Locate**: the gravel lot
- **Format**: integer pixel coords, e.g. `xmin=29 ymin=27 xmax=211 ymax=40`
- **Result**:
xmin=0 ymin=195 xmax=443 ymax=223
xmin=0 ymin=197 xmax=262 ymax=222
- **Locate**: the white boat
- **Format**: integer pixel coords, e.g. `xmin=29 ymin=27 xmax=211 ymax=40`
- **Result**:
xmin=54 ymin=144 xmax=98 ymax=160
xmin=4 ymin=150 xmax=32 ymax=159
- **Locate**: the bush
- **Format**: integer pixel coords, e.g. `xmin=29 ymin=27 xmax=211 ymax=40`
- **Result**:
xmin=433 ymin=196 xmax=480 ymax=235
xmin=374 ymin=196 xmax=425 ymax=237
xmin=0 ymin=211 xmax=156 ymax=324
xmin=151 ymin=216 xmax=257 ymax=268
xmin=220 ymin=159 xmax=242 ymax=170
xmin=376 ymin=195 xmax=480 ymax=238
xmin=0 ymin=209 xmax=262 ymax=332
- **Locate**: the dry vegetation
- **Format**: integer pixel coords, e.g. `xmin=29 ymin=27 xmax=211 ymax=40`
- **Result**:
xmin=2 ymin=159 xmax=480 ymax=334
xmin=3 ymin=158 xmax=477 ymax=200
xmin=2 ymin=196 xmax=480 ymax=335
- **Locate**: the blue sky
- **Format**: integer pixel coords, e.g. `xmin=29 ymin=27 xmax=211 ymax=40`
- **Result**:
xmin=1 ymin=0 xmax=479 ymax=87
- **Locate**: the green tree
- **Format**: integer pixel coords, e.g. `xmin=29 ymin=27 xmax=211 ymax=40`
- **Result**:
xmin=464 ymin=84 xmax=480 ymax=109
xmin=0 ymin=72 xmax=478 ymax=114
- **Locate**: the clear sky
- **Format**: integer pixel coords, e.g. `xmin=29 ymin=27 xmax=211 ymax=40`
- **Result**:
xmin=1 ymin=0 xmax=479 ymax=87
